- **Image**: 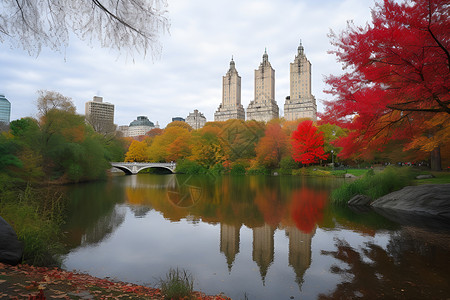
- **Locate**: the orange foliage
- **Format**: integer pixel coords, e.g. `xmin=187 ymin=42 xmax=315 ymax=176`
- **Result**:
xmin=148 ymin=126 xmax=191 ymax=162
xmin=255 ymin=123 xmax=290 ymax=168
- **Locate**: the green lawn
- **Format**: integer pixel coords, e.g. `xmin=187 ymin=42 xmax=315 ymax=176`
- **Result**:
xmin=346 ymin=169 xmax=371 ymax=177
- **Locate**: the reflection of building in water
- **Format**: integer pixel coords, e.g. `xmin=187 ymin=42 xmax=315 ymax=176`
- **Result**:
xmin=252 ymin=224 xmax=275 ymax=284
xmin=130 ymin=205 xmax=152 ymax=218
xmin=220 ymin=223 xmax=241 ymax=272
xmin=81 ymin=206 xmax=127 ymax=245
xmin=285 ymin=226 xmax=314 ymax=290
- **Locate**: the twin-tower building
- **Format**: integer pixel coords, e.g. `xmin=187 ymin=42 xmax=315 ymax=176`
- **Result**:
xmin=214 ymin=42 xmax=317 ymax=123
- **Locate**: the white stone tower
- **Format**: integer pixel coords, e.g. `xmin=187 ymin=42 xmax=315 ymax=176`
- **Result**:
xmin=284 ymin=41 xmax=317 ymax=121
xmin=214 ymin=57 xmax=245 ymax=121
xmin=247 ymin=49 xmax=279 ymax=122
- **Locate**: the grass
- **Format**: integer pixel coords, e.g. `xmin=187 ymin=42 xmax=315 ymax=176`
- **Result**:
xmin=331 ymin=166 xmax=415 ymax=205
xmin=158 ymin=268 xmax=194 ymax=300
xmin=415 ymin=171 xmax=450 ymax=185
xmin=0 ymin=183 xmax=65 ymax=266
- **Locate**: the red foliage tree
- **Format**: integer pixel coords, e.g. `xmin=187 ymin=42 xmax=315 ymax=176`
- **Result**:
xmin=291 ymin=120 xmax=328 ymax=165
xmin=320 ymin=0 xmax=449 ymax=170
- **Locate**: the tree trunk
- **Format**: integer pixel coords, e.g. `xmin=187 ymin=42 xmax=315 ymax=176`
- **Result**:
xmin=430 ymin=146 xmax=442 ymax=171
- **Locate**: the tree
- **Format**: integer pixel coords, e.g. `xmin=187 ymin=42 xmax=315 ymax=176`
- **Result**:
xmin=0 ymin=0 xmax=169 ymax=57
xmin=147 ymin=126 xmax=191 ymax=162
xmin=255 ymin=122 xmax=290 ymax=169
xmin=165 ymin=121 xmax=193 ymax=132
xmin=220 ymin=119 xmax=265 ymax=161
xmin=190 ymin=126 xmax=227 ymax=168
xmin=291 ymin=120 xmax=327 ymax=166
xmin=125 ymin=140 xmax=149 ymax=162
xmin=318 ymin=123 xmax=347 ymax=162
xmin=321 ymin=0 xmax=449 ymax=170
xmin=37 ymin=90 xmax=76 ymax=118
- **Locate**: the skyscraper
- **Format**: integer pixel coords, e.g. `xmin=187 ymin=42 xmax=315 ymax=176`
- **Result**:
xmin=85 ymin=96 xmax=115 ymax=134
xmin=247 ymin=50 xmax=279 ymax=122
xmin=284 ymin=42 xmax=317 ymax=121
xmin=214 ymin=57 xmax=245 ymax=121
xmin=0 ymin=94 xmax=11 ymax=124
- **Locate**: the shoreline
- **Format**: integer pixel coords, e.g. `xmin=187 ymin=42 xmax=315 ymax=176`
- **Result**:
xmin=0 ymin=262 xmax=230 ymax=299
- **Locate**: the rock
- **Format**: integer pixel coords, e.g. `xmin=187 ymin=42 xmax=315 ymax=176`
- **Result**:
xmin=345 ymin=173 xmax=356 ymax=178
xmin=371 ymin=184 xmax=450 ymax=219
xmin=348 ymin=194 xmax=372 ymax=206
xmin=415 ymin=174 xmax=434 ymax=179
xmin=273 ymin=172 xmax=279 ymax=176
xmin=0 ymin=216 xmax=23 ymax=265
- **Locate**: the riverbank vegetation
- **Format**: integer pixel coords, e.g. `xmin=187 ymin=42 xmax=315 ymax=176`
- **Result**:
xmin=0 ymin=183 xmax=64 ymax=266
xmin=0 ymin=90 xmax=127 ymax=265
xmin=158 ymin=268 xmax=194 ymax=300
xmin=331 ymin=167 xmax=418 ymax=205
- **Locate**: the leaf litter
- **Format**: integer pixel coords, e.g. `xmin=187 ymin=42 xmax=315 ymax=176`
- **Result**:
xmin=0 ymin=262 xmax=231 ymax=299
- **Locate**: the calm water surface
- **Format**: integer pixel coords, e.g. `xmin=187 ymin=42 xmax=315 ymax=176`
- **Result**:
xmin=61 ymin=174 xmax=450 ymax=300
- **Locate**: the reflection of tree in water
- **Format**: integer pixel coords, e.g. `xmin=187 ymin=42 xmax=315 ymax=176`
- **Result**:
xmin=80 ymin=206 xmax=126 ymax=246
xmin=319 ymin=228 xmax=450 ymax=299
xmin=290 ymin=188 xmax=327 ymax=234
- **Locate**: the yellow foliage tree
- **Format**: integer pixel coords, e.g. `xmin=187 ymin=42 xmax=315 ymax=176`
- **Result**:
xmin=125 ymin=140 xmax=149 ymax=162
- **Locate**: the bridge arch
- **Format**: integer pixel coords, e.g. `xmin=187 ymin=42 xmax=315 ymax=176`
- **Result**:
xmin=111 ymin=162 xmax=176 ymax=175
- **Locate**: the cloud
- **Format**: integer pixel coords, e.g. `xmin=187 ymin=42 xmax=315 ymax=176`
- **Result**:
xmin=0 ymin=0 xmax=375 ymax=127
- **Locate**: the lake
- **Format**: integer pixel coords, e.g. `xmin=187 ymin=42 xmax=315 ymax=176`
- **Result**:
xmin=61 ymin=174 xmax=450 ymax=300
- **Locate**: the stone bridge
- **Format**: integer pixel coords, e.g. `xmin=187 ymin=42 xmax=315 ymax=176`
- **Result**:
xmin=110 ymin=162 xmax=176 ymax=175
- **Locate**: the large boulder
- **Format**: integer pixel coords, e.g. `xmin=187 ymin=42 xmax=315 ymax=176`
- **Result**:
xmin=0 ymin=216 xmax=23 ymax=265
xmin=370 ymin=184 xmax=450 ymax=219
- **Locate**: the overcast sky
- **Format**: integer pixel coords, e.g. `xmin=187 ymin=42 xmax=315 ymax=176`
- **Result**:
xmin=0 ymin=0 xmax=376 ymax=127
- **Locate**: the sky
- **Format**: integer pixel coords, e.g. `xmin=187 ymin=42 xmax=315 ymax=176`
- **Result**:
xmin=0 ymin=0 xmax=376 ymax=128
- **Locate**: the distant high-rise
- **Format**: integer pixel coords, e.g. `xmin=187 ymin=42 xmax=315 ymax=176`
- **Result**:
xmin=85 ymin=96 xmax=115 ymax=134
xmin=186 ymin=109 xmax=206 ymax=129
xmin=284 ymin=42 xmax=317 ymax=121
xmin=247 ymin=50 xmax=279 ymax=122
xmin=172 ymin=117 xmax=185 ymax=122
xmin=214 ymin=58 xmax=245 ymax=122
xmin=118 ymin=116 xmax=159 ymax=138
xmin=0 ymin=94 xmax=11 ymax=124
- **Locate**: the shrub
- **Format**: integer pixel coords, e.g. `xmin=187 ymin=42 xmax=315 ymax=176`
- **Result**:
xmin=159 ymin=268 xmax=194 ymax=300
xmin=247 ymin=165 xmax=270 ymax=175
xmin=175 ymin=159 xmax=208 ymax=174
xmin=210 ymin=163 xmax=225 ymax=176
xmin=230 ymin=163 xmax=246 ymax=175
xmin=331 ymin=166 xmax=415 ymax=205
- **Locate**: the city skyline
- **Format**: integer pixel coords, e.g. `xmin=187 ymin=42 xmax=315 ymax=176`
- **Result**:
xmin=0 ymin=0 xmax=375 ymax=127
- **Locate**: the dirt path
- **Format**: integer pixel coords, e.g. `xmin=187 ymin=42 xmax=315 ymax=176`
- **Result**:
xmin=0 ymin=263 xmax=229 ymax=299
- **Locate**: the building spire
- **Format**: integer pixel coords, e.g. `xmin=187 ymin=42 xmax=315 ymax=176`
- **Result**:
xmin=263 ymin=48 xmax=268 ymax=63
xmin=298 ymin=39 xmax=304 ymax=56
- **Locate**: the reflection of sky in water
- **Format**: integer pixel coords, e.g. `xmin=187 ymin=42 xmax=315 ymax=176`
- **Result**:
xmin=62 ymin=204 xmax=390 ymax=300
xmin=62 ymin=175 xmax=450 ymax=300
xmin=62 ymin=206 xmax=311 ymax=299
